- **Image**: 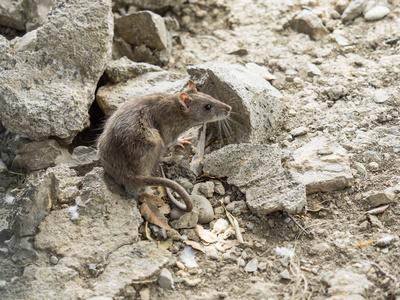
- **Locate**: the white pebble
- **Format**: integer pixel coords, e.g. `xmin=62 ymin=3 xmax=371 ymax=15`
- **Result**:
xmin=364 ymin=6 xmax=390 ymax=22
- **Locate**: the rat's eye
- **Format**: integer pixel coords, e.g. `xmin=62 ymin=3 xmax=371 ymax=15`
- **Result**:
xmin=205 ymin=104 xmax=211 ymax=110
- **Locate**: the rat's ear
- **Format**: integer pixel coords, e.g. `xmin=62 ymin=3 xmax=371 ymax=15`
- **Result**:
xmin=179 ymin=93 xmax=192 ymax=111
xmin=187 ymin=80 xmax=197 ymax=92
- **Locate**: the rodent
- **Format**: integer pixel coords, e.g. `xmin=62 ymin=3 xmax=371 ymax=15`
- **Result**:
xmin=97 ymin=80 xmax=231 ymax=212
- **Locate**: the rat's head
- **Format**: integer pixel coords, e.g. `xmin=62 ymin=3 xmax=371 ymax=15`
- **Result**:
xmin=178 ymin=80 xmax=231 ymax=126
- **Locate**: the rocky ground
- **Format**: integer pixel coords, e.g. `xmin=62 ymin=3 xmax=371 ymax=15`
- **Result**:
xmin=1 ymin=0 xmax=400 ymax=299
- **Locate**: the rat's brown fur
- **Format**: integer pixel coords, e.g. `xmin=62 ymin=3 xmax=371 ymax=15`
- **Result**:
xmin=97 ymin=80 xmax=231 ymax=212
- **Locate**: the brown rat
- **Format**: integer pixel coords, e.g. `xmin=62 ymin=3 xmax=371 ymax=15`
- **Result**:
xmin=97 ymin=80 xmax=231 ymax=212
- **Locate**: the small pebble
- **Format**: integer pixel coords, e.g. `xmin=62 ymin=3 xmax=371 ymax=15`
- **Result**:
xmin=368 ymin=162 xmax=379 ymax=171
xmin=374 ymin=89 xmax=390 ymax=103
xmin=364 ymin=6 xmax=390 ymax=22
xmin=50 ymin=256 xmax=59 ymax=265
xmin=244 ymin=258 xmax=259 ymax=273
xmin=183 ymin=278 xmax=202 ymax=286
xmin=0 ymin=280 xmax=6 ymax=290
xmin=290 ymin=126 xmax=309 ymax=137
xmin=158 ymin=268 xmax=174 ymax=290
xmin=375 ymin=235 xmax=396 ymax=248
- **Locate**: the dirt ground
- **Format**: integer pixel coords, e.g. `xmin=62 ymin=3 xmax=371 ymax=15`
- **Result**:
xmin=1 ymin=0 xmax=400 ymax=299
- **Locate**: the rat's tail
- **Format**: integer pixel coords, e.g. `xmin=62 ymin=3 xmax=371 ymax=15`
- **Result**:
xmin=136 ymin=176 xmax=193 ymax=212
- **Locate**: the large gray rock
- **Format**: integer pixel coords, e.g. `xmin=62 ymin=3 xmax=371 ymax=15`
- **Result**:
xmin=291 ymin=10 xmax=329 ymax=40
xmin=286 ymin=137 xmax=354 ymax=194
xmin=11 ymin=165 xmax=82 ymax=237
xmin=114 ymin=0 xmax=186 ymax=10
xmin=97 ymin=58 xmax=187 ymax=115
xmin=187 ymin=63 xmax=284 ymax=145
xmin=114 ymin=11 xmax=171 ymax=65
xmin=0 ymin=0 xmax=26 ymax=30
xmin=0 ymin=0 xmax=113 ymax=143
xmin=13 ymin=139 xmax=72 ymax=172
xmin=0 ymin=0 xmax=53 ymax=31
xmin=8 ymin=167 xmax=146 ymax=299
xmin=203 ymin=144 xmax=306 ymax=215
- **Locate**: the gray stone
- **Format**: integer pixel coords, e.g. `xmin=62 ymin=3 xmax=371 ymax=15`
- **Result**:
xmin=366 ymin=191 xmax=395 ymax=207
xmin=225 ymin=200 xmax=248 ymax=215
xmin=50 ymin=256 xmax=59 ymax=265
xmin=96 ymin=61 xmax=187 ymax=115
xmin=0 ymin=0 xmax=113 ymax=143
xmin=364 ymin=6 xmax=390 ymax=22
xmin=171 ymin=195 xmax=214 ymax=224
xmin=0 ymin=0 xmax=26 ymax=30
xmin=0 ymin=279 xmax=6 ymax=290
xmin=196 ymin=181 xmax=215 ymax=198
xmin=286 ymin=137 xmax=354 ymax=194
xmin=324 ymin=268 xmax=373 ymax=297
xmin=0 ymin=0 xmax=53 ymax=31
xmin=291 ymin=10 xmax=329 ymax=40
xmin=373 ymin=89 xmax=390 ymax=103
xmin=115 ymin=0 xmax=186 ymax=10
xmin=105 ymin=57 xmax=163 ymax=84
xmin=158 ymin=268 xmax=174 ymax=290
xmin=13 ymin=140 xmax=72 ymax=172
xmin=66 ymin=146 xmax=99 ymax=175
xmin=7 ymin=235 xmax=38 ymax=262
xmin=24 ymin=0 xmax=54 ymax=31
xmin=244 ymin=258 xmax=259 ymax=273
xmin=290 ymin=126 xmax=309 ymax=137
xmin=311 ymin=242 xmax=331 ymax=253
xmin=171 ymin=211 xmax=199 ymax=229
xmin=213 ymin=181 xmax=226 ymax=195
xmin=187 ymin=63 xmax=283 ymax=144
xmin=341 ymin=0 xmax=367 ymax=23
xmin=335 ymin=0 xmax=350 ymax=14
xmin=12 ymin=165 xmax=82 ymax=237
xmin=114 ymin=11 xmax=171 ymax=65
xmin=326 ymin=85 xmax=349 ymax=101
xmin=375 ymin=235 xmax=397 ymax=247
xmin=204 ymin=144 xmax=306 ymax=215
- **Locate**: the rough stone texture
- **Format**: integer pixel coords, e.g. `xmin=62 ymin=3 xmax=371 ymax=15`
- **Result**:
xmin=0 ymin=0 xmax=26 ymax=30
xmin=203 ymin=144 xmax=306 ymax=215
xmin=0 ymin=0 xmax=53 ymax=31
xmin=115 ymin=0 xmax=186 ymax=10
xmin=11 ymin=165 xmax=82 ymax=237
xmin=93 ymin=242 xmax=172 ymax=296
xmin=341 ymin=0 xmax=367 ymax=23
xmin=171 ymin=211 xmax=199 ymax=229
xmin=97 ymin=59 xmax=187 ymax=115
xmin=286 ymin=137 xmax=354 ymax=194
xmin=366 ymin=191 xmax=395 ymax=207
xmin=0 ymin=0 xmax=113 ymax=143
xmin=114 ymin=11 xmax=171 ymax=65
xmin=105 ymin=57 xmax=163 ymax=84
xmin=66 ymin=146 xmax=99 ymax=176
xmin=291 ymin=10 xmax=329 ymax=40
xmin=13 ymin=140 xmax=72 ymax=172
xmin=7 ymin=167 xmax=145 ymax=299
xmin=187 ymin=63 xmax=283 ymax=144
xmin=324 ymin=268 xmax=373 ymax=298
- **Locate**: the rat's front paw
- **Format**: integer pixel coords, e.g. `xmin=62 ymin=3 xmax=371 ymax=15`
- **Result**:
xmin=177 ymin=136 xmax=192 ymax=148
